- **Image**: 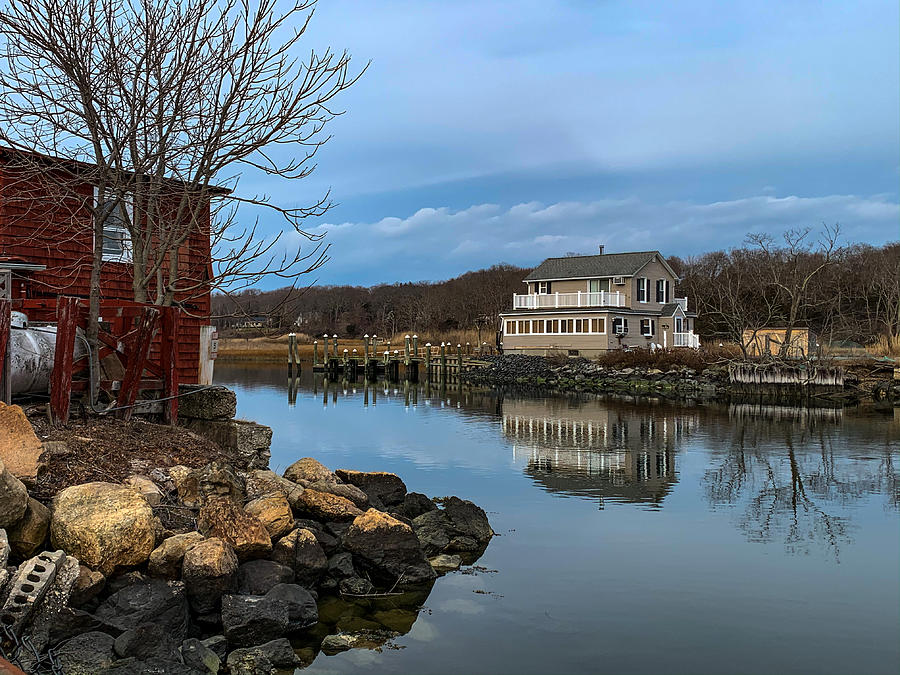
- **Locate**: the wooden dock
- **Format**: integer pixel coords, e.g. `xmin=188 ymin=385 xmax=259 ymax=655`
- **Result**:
xmin=286 ymin=333 xmax=492 ymax=381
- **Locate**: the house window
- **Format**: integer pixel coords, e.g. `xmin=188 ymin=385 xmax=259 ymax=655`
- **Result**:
xmin=591 ymin=318 xmax=606 ymax=334
xmin=640 ymin=319 xmax=655 ymax=337
xmin=550 ymin=319 xmax=559 ymax=333
xmin=506 ymin=320 xmax=517 ymax=335
xmin=95 ymin=188 xmax=133 ymax=263
xmin=533 ymin=320 xmax=544 ymax=333
xmin=537 ymin=281 xmax=550 ymax=294
xmin=612 ymin=317 xmax=628 ymax=334
xmin=589 ymin=279 xmax=610 ymax=293
xmin=637 ymin=278 xmax=648 ymax=303
xmin=575 ymin=319 xmax=583 ymax=333
xmin=656 ymin=279 xmax=669 ymax=303
xmin=674 ymin=316 xmax=683 ymax=333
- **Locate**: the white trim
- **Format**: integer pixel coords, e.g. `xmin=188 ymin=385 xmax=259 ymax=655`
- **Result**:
xmin=94 ymin=186 xmax=134 ymax=264
xmin=504 ymin=316 xmax=607 ymax=336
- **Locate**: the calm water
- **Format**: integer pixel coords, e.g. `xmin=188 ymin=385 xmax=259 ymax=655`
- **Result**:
xmin=215 ymin=364 xmax=900 ymax=675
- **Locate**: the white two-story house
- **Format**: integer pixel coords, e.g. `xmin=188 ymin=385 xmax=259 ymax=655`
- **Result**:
xmin=500 ymin=249 xmax=699 ymax=356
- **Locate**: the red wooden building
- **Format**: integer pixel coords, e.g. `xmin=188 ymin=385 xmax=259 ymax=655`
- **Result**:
xmin=0 ymin=147 xmax=218 ymax=421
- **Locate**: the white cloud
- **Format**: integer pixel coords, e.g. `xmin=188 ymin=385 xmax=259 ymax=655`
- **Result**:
xmin=296 ymin=192 xmax=898 ymax=285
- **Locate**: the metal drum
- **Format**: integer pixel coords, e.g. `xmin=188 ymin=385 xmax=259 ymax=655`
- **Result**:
xmin=7 ymin=313 xmax=86 ymax=395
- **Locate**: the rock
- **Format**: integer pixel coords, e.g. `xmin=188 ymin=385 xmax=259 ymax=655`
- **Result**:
xmin=56 ymin=631 xmax=116 ymax=674
xmin=308 ymin=480 xmax=370 ymax=509
xmin=183 ymin=420 xmax=272 ymax=470
xmin=113 ymin=622 xmax=180 ymax=660
xmin=448 ymin=535 xmax=480 ymax=552
xmin=181 ymin=637 xmax=221 ymax=674
xmin=343 ymin=509 xmax=437 ymax=587
xmin=442 ymin=496 xmax=494 ymax=544
xmin=177 ymin=385 xmax=237 ymax=420
xmin=45 ymin=607 xmax=122 ymax=647
xmin=429 ymin=554 xmax=462 ymax=573
xmin=411 ymin=510 xmax=451 ymax=555
xmin=400 ymin=492 xmax=437 ymax=520
xmin=0 ymin=460 xmax=28 ymax=528
xmin=148 ymin=532 xmax=206 ymax=579
xmin=0 ymin=401 xmax=44 ymax=483
xmin=70 ymin=565 xmax=105 ymax=607
xmin=182 ymin=537 xmax=239 ymax=614
xmin=237 ymin=560 xmax=294 ymax=595
xmin=243 ymin=493 xmax=293 ymax=540
xmin=272 ymin=528 xmax=328 ymax=587
xmin=100 ymin=657 xmax=207 ymax=674
xmin=169 ymin=465 xmax=200 ymax=506
xmin=293 ymin=489 xmax=362 ymax=522
xmin=335 ymin=469 xmax=407 ymax=506
xmin=225 ymin=638 xmax=300 ymax=675
xmin=50 ymin=482 xmax=158 ymax=575
xmin=340 ymin=577 xmax=375 ymax=595
xmin=320 ymin=629 xmax=400 ymax=655
xmin=198 ymin=497 xmax=271 ymax=560
xmin=202 ymin=635 xmax=228 ymax=661
xmin=283 ymin=457 xmax=334 ymax=484
xmin=243 ymin=470 xmax=304 ymax=505
xmin=221 ymin=594 xmax=289 ymax=648
xmin=94 ymin=579 xmax=190 ymax=640
xmin=266 ymin=583 xmax=317 ymax=630
xmin=7 ymin=497 xmax=49 ymax=557
xmin=170 ymin=463 xmax=245 ymax=508
xmin=124 ymin=475 xmax=163 ymax=507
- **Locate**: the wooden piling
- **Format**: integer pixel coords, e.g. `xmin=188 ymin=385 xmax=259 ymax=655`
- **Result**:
xmin=161 ymin=307 xmax=180 ymax=424
xmin=0 ymin=299 xmax=10 ymax=404
xmin=117 ymin=306 xmax=160 ymax=420
xmin=313 ymin=340 xmax=319 ymax=367
xmin=50 ymin=296 xmax=79 ymax=425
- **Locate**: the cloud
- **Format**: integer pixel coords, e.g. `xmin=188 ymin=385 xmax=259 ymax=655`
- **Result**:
xmin=286 ymin=192 xmax=898 ymax=286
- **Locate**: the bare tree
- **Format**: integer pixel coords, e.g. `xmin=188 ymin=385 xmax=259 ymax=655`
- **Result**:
xmin=0 ymin=0 xmax=363 ymax=353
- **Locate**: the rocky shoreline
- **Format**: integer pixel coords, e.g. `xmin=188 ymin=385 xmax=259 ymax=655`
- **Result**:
xmin=0 ymin=394 xmax=494 ymax=674
xmin=461 ymin=354 xmax=898 ymax=404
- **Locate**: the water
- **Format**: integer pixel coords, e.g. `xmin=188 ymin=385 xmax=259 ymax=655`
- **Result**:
xmin=215 ymin=364 xmax=900 ymax=675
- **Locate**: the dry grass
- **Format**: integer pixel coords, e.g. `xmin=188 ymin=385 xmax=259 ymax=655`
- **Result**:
xmin=869 ymin=334 xmax=900 ymax=357
xmin=592 ymin=345 xmax=741 ymax=370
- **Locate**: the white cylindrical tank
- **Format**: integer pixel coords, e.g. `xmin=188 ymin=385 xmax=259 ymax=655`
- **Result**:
xmin=8 ymin=314 xmax=86 ymax=395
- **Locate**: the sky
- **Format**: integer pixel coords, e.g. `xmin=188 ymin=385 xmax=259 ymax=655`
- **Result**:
xmin=239 ymin=0 xmax=900 ymax=287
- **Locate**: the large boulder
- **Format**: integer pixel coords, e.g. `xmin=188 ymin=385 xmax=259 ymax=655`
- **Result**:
xmin=56 ymin=631 xmax=117 ymax=675
xmin=180 ymin=637 xmax=221 ymax=674
xmin=113 ymin=622 xmax=180 ymax=661
xmin=272 ymin=529 xmax=327 ymax=587
xmin=243 ymin=470 xmax=304 ymax=505
xmin=197 ymin=497 xmax=271 ymax=560
xmin=7 ymin=496 xmax=50 ymax=557
xmin=343 ymin=509 xmax=436 ymax=587
xmin=0 ymin=459 xmax=28 ymax=528
xmin=0 ymin=401 xmax=44 ymax=483
xmin=236 ymin=560 xmax=294 ymax=596
xmin=266 ymin=583 xmax=317 ymax=631
xmin=411 ymin=510 xmax=450 ymax=555
xmin=50 ymin=482 xmax=158 ymax=575
xmin=335 ymin=470 xmax=407 ymax=507
xmin=243 ymin=493 xmax=293 ymax=540
xmin=398 ymin=492 xmax=438 ymax=520
xmin=221 ymin=594 xmax=289 ymax=648
xmin=225 ymin=638 xmax=301 ymax=675
xmin=283 ymin=457 xmax=334 ymax=484
xmin=148 ymin=532 xmax=206 ymax=579
xmin=124 ymin=475 xmax=163 ymax=507
xmin=94 ymin=579 xmax=190 ymax=640
xmin=306 ymin=480 xmax=369 ymax=509
xmin=441 ymin=496 xmax=494 ymax=544
xmin=181 ymin=537 xmax=238 ymax=614
xmin=177 ymin=385 xmax=237 ymax=420
xmin=292 ymin=489 xmax=362 ymax=522
xmin=182 ymin=419 xmax=271 ymax=470
xmin=412 ymin=497 xmax=493 ymax=555
xmin=171 ymin=463 xmax=244 ymax=508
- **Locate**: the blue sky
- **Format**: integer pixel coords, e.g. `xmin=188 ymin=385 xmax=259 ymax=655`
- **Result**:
xmin=240 ymin=0 xmax=899 ymax=287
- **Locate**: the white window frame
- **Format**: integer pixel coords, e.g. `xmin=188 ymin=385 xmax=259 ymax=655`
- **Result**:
xmin=537 ymin=281 xmax=550 ymax=294
xmin=674 ymin=316 xmax=684 ymax=333
xmin=637 ymin=277 xmax=648 ymax=303
xmin=613 ymin=317 xmax=628 ymax=335
xmin=656 ymin=279 xmax=667 ymax=303
xmin=505 ymin=316 xmax=609 ymax=335
xmin=94 ymin=187 xmax=134 ymax=264
xmin=641 ymin=319 xmax=655 ymax=337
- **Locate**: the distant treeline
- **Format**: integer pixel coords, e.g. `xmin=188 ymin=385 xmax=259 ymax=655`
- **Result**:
xmin=213 ymin=233 xmax=900 ymax=348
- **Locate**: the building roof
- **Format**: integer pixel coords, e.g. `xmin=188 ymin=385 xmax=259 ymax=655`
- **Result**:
xmin=659 ymin=303 xmax=683 ymax=316
xmin=524 ymin=251 xmax=676 ymax=282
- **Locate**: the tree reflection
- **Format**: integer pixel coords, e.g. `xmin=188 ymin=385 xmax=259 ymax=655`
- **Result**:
xmin=704 ymin=405 xmax=899 ymax=561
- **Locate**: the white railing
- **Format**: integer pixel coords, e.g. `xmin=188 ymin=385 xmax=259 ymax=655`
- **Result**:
xmin=673 ymin=331 xmax=700 ymax=348
xmin=512 ymin=291 xmax=625 ymax=310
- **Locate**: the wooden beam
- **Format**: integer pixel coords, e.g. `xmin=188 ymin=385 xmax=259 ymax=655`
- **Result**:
xmin=0 ymin=299 xmax=10 ymax=404
xmin=161 ymin=307 xmax=179 ymax=424
xmin=50 ymin=296 xmax=79 ymax=425
xmin=116 ymin=307 xmax=159 ymax=420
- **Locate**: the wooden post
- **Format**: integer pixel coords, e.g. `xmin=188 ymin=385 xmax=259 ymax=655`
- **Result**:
xmin=0 ymin=299 xmax=10 ymax=404
xmin=425 ymin=342 xmax=431 ymax=379
xmin=466 ymin=342 xmax=471 ymax=356
xmin=404 ymin=335 xmax=411 ymax=364
xmin=161 ymin=307 xmax=180 ymax=425
xmin=287 ymin=333 xmax=296 ymax=376
xmin=116 ymin=306 xmax=160 ymax=420
xmin=457 ymin=343 xmax=462 ymax=371
xmin=440 ymin=342 xmax=446 ymax=378
xmin=313 ymin=340 xmax=319 ymax=367
xmin=50 ymin=296 xmax=79 ymax=426
xmin=364 ymin=334 xmax=370 ymax=361
xmin=412 ymin=334 xmax=418 ymax=356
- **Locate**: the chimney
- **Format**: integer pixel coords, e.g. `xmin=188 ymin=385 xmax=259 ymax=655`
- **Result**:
xmin=598 ymin=244 xmax=605 ymax=255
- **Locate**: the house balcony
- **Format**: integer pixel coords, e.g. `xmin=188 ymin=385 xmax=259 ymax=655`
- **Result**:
xmin=673 ymin=331 xmax=700 ymax=348
xmin=512 ymin=291 xmax=626 ymax=310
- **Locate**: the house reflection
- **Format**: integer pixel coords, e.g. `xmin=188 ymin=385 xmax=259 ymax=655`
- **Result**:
xmin=504 ymin=399 xmax=699 ymax=508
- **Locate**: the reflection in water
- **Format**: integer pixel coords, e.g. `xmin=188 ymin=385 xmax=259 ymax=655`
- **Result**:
xmin=216 ymin=364 xmax=900 ymax=675
xmin=503 ymin=399 xmax=698 ymax=507
xmin=704 ymin=403 xmax=899 ymax=560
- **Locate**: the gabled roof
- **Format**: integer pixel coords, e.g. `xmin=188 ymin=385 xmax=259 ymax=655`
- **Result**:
xmin=659 ymin=303 xmax=684 ymax=316
xmin=524 ymin=251 xmax=678 ymax=282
